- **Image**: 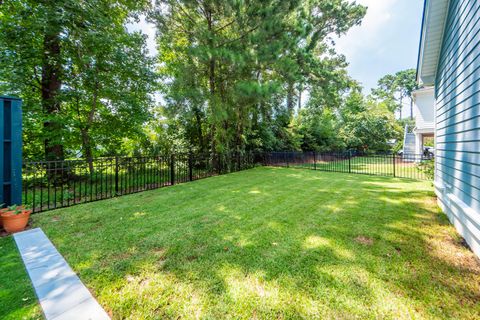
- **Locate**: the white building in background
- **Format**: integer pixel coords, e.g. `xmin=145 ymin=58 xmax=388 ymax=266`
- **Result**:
xmin=412 ymin=86 xmax=435 ymax=155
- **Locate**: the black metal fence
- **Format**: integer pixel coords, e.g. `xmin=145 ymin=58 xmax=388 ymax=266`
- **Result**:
xmin=262 ymin=151 xmax=434 ymax=181
xmin=22 ymin=151 xmax=433 ymax=213
xmin=23 ymin=153 xmax=256 ymax=213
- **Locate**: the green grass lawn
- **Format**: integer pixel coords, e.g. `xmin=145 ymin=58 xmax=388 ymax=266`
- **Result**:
xmin=2 ymin=167 xmax=479 ymax=319
xmin=293 ymin=156 xmax=430 ymax=180
xmin=0 ymin=237 xmax=41 ymax=320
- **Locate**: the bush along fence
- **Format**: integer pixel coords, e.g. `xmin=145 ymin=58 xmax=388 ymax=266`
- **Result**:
xmin=22 ymin=151 xmax=433 ymax=213
xmin=23 ymin=153 xmax=257 ymax=213
xmin=262 ymin=151 xmax=434 ymax=181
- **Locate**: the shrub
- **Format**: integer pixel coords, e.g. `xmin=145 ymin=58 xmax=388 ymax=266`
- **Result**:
xmin=417 ymin=159 xmax=434 ymax=180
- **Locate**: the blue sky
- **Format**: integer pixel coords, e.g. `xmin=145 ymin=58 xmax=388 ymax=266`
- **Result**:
xmin=336 ymin=0 xmax=425 ymax=93
xmin=129 ymin=0 xmax=425 ymax=95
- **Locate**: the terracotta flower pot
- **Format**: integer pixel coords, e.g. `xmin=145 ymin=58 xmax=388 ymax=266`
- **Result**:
xmin=0 ymin=207 xmax=13 ymax=229
xmin=1 ymin=209 xmax=31 ymax=233
xmin=0 ymin=206 xmax=25 ymax=229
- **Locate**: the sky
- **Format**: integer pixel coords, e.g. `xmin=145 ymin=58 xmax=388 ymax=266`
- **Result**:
xmin=335 ymin=0 xmax=425 ymax=93
xmin=128 ymin=0 xmax=425 ymax=98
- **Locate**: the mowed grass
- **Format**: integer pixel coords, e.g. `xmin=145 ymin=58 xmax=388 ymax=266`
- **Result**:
xmin=315 ymin=156 xmax=429 ymax=180
xmin=9 ymin=166 xmax=479 ymax=319
xmin=279 ymin=156 xmax=431 ymax=180
xmin=0 ymin=237 xmax=41 ymax=320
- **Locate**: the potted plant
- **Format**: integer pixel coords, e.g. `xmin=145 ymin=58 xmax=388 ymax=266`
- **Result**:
xmin=0 ymin=204 xmax=8 ymax=229
xmin=1 ymin=205 xmax=32 ymax=233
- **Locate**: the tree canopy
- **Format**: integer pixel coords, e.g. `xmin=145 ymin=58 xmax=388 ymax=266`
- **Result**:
xmin=0 ymin=1 xmax=416 ymax=160
xmin=0 ymin=0 xmax=156 ymax=160
xmin=372 ymin=68 xmax=417 ymax=119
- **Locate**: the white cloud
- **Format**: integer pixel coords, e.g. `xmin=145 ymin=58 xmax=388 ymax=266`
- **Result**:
xmin=336 ymin=0 xmax=398 ymax=61
xmin=334 ymin=0 xmax=424 ymax=92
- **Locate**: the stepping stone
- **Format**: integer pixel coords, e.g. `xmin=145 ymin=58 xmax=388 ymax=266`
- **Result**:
xmin=14 ymin=228 xmax=110 ymax=320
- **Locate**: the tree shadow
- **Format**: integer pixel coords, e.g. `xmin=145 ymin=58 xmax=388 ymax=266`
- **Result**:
xmin=34 ymin=167 xmax=480 ymax=319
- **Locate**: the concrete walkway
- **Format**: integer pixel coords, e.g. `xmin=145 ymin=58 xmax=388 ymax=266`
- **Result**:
xmin=14 ymin=228 xmax=110 ymax=320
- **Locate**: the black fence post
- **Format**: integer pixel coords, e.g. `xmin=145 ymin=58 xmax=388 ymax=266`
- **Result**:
xmin=170 ymin=154 xmax=175 ymax=185
xmin=392 ymin=154 xmax=396 ymax=177
xmin=115 ymin=156 xmax=119 ymax=195
xmin=348 ymin=151 xmax=352 ymax=174
xmin=188 ymin=153 xmax=193 ymax=181
xmin=22 ymin=150 xmax=436 ymax=214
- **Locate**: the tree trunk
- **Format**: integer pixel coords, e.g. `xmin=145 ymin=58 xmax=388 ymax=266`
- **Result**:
xmin=80 ymin=128 xmax=94 ymax=174
xmin=193 ymin=107 xmax=205 ymax=153
xmin=82 ymin=80 xmax=100 ymax=174
xmin=287 ymin=82 xmax=295 ymax=115
xmin=42 ymin=31 xmax=64 ymax=161
xmin=209 ymin=56 xmax=217 ymax=156
xmin=298 ymin=88 xmax=302 ymax=111
xmin=206 ymin=6 xmax=218 ymax=170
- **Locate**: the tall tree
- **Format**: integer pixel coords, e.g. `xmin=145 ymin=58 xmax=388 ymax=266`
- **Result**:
xmin=339 ymin=90 xmax=399 ymax=152
xmin=152 ymin=0 xmax=365 ymax=156
xmin=0 ymin=0 xmax=155 ymax=161
xmin=372 ymin=68 xmax=417 ymax=119
xmin=396 ymin=69 xmax=418 ymax=119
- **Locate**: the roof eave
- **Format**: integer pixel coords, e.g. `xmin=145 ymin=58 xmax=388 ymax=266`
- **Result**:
xmin=416 ymin=0 xmax=450 ymax=87
xmin=416 ymin=0 xmax=429 ymax=85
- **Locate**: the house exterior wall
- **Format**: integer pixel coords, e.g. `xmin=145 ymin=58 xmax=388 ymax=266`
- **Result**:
xmin=414 ymin=132 xmax=423 ymax=156
xmin=434 ymin=0 xmax=480 ymax=257
xmin=413 ymin=88 xmax=435 ymax=131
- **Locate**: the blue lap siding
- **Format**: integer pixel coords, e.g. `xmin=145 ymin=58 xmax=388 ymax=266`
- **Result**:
xmin=435 ymin=0 xmax=480 ymax=215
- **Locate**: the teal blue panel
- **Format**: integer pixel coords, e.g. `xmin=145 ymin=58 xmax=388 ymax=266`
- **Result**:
xmin=0 ymin=96 xmax=22 ymax=206
xmin=11 ymin=99 xmax=22 ymax=205
xmin=0 ymin=98 xmax=3 ymax=206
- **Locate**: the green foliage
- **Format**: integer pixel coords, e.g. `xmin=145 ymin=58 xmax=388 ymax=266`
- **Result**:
xmin=296 ymin=108 xmax=344 ymax=151
xmin=371 ymin=68 xmax=417 ymax=119
xmin=1 ymin=1 xmax=408 ymax=158
xmin=0 ymin=0 xmax=155 ymax=160
xmin=338 ymin=91 xmax=399 ymax=152
xmin=152 ymin=0 xmax=366 ymax=154
xmin=417 ymin=159 xmax=435 ymax=180
xmin=6 ymin=205 xmax=23 ymax=215
xmin=423 ymin=136 xmax=434 ymax=147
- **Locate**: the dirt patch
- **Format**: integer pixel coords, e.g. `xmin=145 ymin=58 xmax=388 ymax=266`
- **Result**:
xmin=153 ymin=248 xmax=167 ymax=269
xmin=153 ymin=247 xmax=166 ymax=255
xmin=186 ymin=255 xmax=198 ymax=262
xmin=140 ymin=278 xmax=151 ymax=288
xmin=355 ymin=236 xmax=373 ymax=246
xmin=430 ymin=232 xmax=480 ymax=274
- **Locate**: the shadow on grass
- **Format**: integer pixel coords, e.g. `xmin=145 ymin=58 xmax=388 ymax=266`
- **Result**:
xmin=33 ymin=167 xmax=480 ymax=319
xmin=0 ymin=237 xmax=41 ymax=320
